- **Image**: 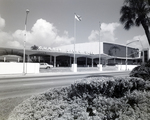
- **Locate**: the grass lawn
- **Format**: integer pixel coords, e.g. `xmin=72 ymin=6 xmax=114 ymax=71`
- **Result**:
xmin=0 ymin=96 xmax=30 ymax=120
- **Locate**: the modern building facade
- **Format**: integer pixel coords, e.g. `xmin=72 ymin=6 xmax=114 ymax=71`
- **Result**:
xmin=0 ymin=41 xmax=141 ymax=67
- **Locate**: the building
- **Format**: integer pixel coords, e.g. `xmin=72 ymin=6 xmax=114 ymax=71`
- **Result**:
xmin=0 ymin=41 xmax=141 ymax=67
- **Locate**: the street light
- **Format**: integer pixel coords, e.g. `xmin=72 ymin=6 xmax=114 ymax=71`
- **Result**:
xmin=98 ymin=22 xmax=102 ymax=71
xmin=23 ymin=9 xmax=29 ymax=74
xmin=126 ymin=39 xmax=140 ymax=70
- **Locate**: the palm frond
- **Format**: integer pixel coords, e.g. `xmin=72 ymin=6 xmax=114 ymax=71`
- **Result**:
xmin=135 ymin=17 xmax=142 ymax=26
xmin=124 ymin=20 xmax=134 ymax=30
xmin=120 ymin=5 xmax=136 ymax=24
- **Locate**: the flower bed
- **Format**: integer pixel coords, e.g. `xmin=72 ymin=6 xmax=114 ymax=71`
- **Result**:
xmin=8 ymin=77 xmax=150 ymax=120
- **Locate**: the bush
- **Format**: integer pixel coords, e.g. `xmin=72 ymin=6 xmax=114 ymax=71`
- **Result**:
xmin=130 ymin=60 xmax=150 ymax=81
xmin=68 ymin=77 xmax=146 ymax=99
xmin=8 ymin=77 xmax=150 ymax=120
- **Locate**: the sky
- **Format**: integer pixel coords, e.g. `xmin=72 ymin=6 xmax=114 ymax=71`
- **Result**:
xmin=0 ymin=0 xmax=149 ymax=50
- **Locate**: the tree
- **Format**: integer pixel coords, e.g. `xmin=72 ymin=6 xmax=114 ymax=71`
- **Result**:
xmin=31 ymin=45 xmax=39 ymax=50
xmin=120 ymin=0 xmax=150 ymax=45
xmin=145 ymin=0 xmax=150 ymax=5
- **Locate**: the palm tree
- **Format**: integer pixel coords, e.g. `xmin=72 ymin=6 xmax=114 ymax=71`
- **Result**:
xmin=109 ymin=45 xmax=120 ymax=64
xmin=120 ymin=0 xmax=150 ymax=45
xmin=31 ymin=45 xmax=39 ymax=50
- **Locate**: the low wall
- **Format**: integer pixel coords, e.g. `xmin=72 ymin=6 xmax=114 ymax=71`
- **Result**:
xmin=0 ymin=62 xmax=39 ymax=74
xmin=117 ymin=65 xmax=138 ymax=71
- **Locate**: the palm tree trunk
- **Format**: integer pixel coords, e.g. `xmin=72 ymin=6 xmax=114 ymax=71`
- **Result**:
xmin=141 ymin=23 xmax=150 ymax=46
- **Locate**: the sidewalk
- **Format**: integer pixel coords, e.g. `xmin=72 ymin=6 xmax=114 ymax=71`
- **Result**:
xmin=0 ymin=67 xmax=128 ymax=79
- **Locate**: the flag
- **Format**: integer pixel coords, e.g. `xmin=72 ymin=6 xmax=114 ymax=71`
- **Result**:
xmin=75 ymin=14 xmax=82 ymax=21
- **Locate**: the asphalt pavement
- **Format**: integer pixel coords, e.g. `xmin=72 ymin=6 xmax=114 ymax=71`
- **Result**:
xmin=0 ymin=66 xmax=130 ymax=79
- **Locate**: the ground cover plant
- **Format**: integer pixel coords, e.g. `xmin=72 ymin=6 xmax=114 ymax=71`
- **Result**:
xmin=8 ymin=76 xmax=150 ymax=120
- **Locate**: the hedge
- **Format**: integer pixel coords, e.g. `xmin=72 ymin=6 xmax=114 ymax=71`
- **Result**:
xmin=8 ymin=77 xmax=150 ymax=120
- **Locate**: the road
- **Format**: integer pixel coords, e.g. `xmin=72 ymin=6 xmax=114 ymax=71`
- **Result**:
xmin=0 ymin=71 xmax=130 ymax=99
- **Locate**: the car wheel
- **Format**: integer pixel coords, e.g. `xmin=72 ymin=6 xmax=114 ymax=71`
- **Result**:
xmin=46 ymin=67 xmax=50 ymax=69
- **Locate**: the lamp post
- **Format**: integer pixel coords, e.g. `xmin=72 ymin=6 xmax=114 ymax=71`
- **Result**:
xmin=126 ymin=39 xmax=139 ymax=71
xmin=23 ymin=9 xmax=29 ymax=74
xmin=98 ymin=22 xmax=102 ymax=71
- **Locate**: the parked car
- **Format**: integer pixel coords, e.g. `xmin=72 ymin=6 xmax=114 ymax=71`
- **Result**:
xmin=40 ymin=63 xmax=53 ymax=69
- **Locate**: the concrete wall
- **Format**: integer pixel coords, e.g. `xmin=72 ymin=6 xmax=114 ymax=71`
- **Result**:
xmin=117 ymin=65 xmax=138 ymax=71
xmin=55 ymin=42 xmax=103 ymax=54
xmin=0 ymin=62 xmax=39 ymax=74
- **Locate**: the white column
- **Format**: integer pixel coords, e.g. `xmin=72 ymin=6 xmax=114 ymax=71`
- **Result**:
xmin=4 ymin=57 xmax=6 ymax=62
xmin=18 ymin=58 xmax=20 ymax=62
xmin=38 ymin=56 xmax=40 ymax=62
xmin=92 ymin=58 xmax=93 ymax=67
xmin=54 ymin=56 xmax=56 ymax=67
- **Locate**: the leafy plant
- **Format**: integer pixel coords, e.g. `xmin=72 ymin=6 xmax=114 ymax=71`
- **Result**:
xmin=130 ymin=60 xmax=150 ymax=81
xmin=8 ymin=77 xmax=150 ymax=120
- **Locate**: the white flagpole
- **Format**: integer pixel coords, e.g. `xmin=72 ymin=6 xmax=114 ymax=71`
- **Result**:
xmin=99 ymin=22 xmax=101 ymax=68
xmin=23 ymin=9 xmax=29 ymax=75
xmin=72 ymin=13 xmax=81 ymax=72
xmin=74 ymin=13 xmax=76 ymax=64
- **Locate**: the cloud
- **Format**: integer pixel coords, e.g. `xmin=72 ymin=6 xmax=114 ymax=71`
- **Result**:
xmin=88 ymin=30 xmax=99 ymax=42
xmin=88 ymin=22 xmax=120 ymax=42
xmin=127 ymin=35 xmax=149 ymax=50
xmin=0 ymin=31 xmax=21 ymax=48
xmin=0 ymin=18 xmax=74 ymax=48
xmin=31 ymin=19 xmax=74 ymax=47
xmin=0 ymin=16 xmax=5 ymax=30
xmin=27 ymin=19 xmax=74 ymax=47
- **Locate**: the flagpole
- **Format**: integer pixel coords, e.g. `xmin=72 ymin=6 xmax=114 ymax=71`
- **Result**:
xmin=74 ymin=13 xmax=76 ymax=64
xmin=99 ymin=22 xmax=101 ymax=67
xmin=72 ymin=13 xmax=81 ymax=72
xmin=23 ymin=9 xmax=29 ymax=75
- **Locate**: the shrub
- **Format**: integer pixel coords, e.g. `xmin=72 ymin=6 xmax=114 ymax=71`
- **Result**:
xmin=130 ymin=60 xmax=150 ymax=81
xmin=68 ymin=77 xmax=146 ymax=99
xmin=8 ymin=77 xmax=150 ymax=120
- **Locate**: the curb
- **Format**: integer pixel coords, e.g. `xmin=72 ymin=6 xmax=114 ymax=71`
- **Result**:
xmin=0 ymin=71 xmax=130 ymax=80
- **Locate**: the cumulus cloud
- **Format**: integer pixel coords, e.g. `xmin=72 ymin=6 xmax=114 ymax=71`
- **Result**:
xmin=27 ymin=19 xmax=74 ymax=47
xmin=0 ymin=18 xmax=74 ymax=48
xmin=88 ymin=30 xmax=99 ymax=42
xmin=127 ymin=35 xmax=149 ymax=50
xmin=0 ymin=31 xmax=21 ymax=48
xmin=0 ymin=16 xmax=5 ymax=30
xmin=32 ymin=19 xmax=74 ymax=47
xmin=88 ymin=22 xmax=120 ymax=42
